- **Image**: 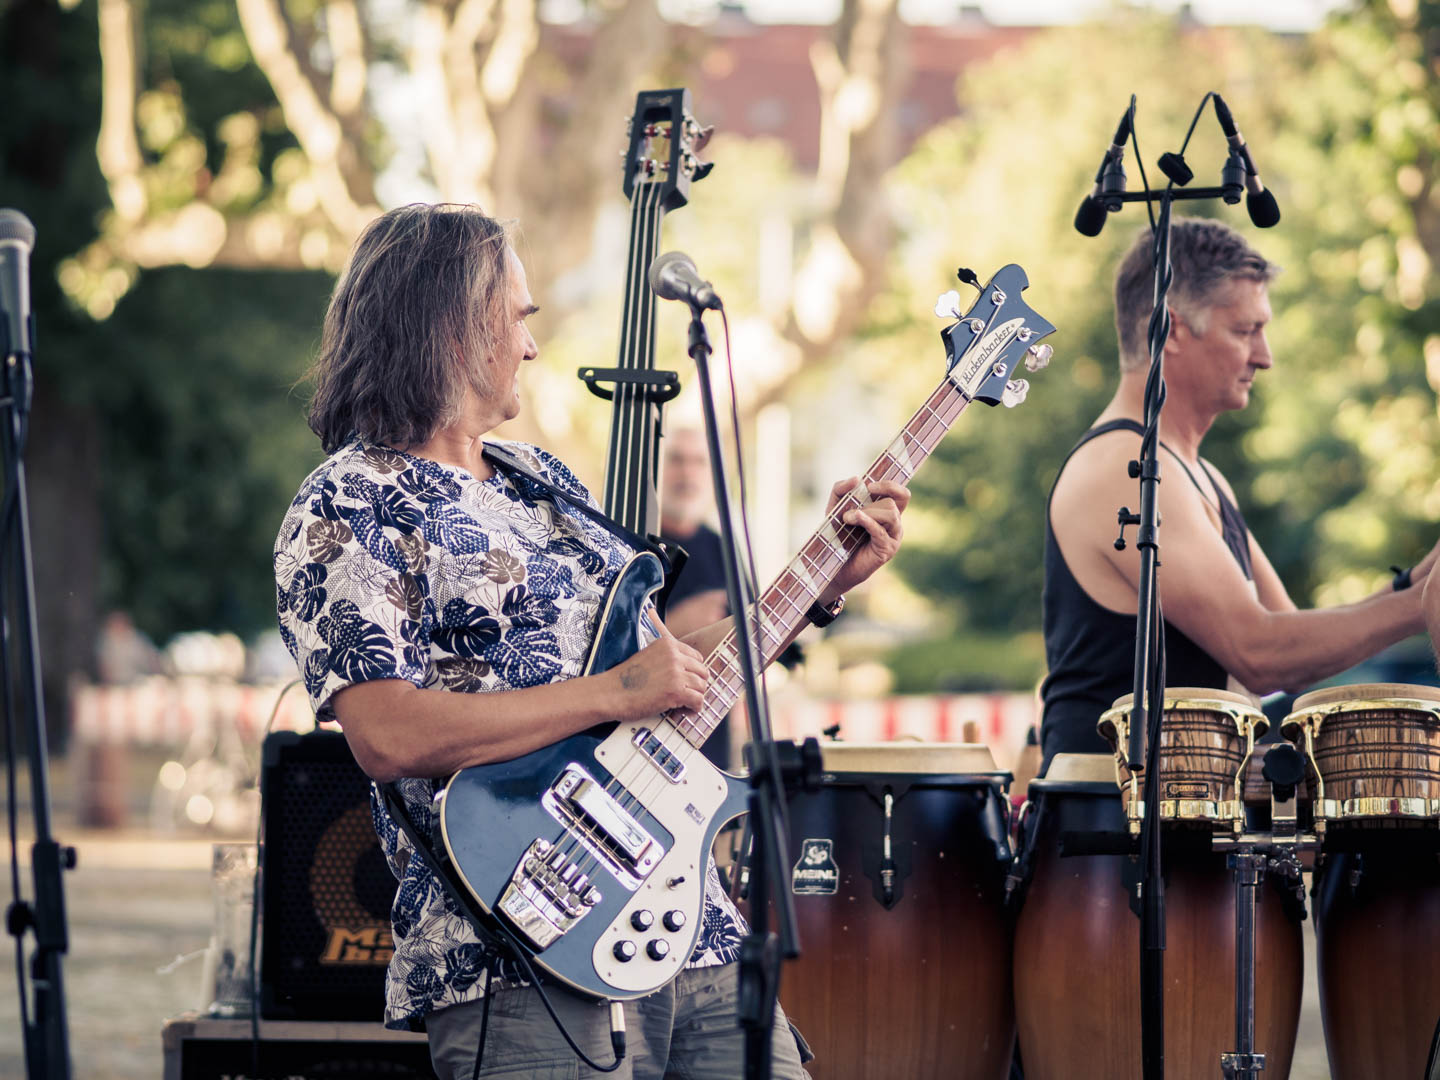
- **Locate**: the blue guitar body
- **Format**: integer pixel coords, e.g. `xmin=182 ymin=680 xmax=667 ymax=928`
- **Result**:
xmin=437 ymin=551 xmax=748 ymax=1000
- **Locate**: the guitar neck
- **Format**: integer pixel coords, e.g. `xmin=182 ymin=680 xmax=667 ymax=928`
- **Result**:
xmin=602 ymin=184 xmax=669 ymax=535
xmin=669 ymin=376 xmax=972 ymax=749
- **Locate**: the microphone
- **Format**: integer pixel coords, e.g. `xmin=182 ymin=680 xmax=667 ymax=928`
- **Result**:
xmin=0 ymin=209 xmax=35 ymax=359
xmin=1213 ymin=95 xmax=1281 ymax=228
xmin=648 ymin=251 xmax=722 ymax=311
xmin=1074 ymin=108 xmax=1132 ymax=237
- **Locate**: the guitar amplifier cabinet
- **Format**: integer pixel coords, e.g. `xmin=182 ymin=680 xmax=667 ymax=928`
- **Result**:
xmin=260 ymin=729 xmax=397 ymax=1021
xmin=162 ymin=1014 xmax=436 ymax=1080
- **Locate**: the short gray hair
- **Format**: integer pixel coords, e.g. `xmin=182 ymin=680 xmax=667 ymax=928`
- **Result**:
xmin=1114 ymin=217 xmax=1279 ymax=373
xmin=307 ymin=204 xmax=511 ymax=454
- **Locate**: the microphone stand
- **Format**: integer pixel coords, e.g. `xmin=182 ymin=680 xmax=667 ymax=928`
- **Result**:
xmin=0 ymin=325 xmax=73 ymax=1080
xmin=681 ymin=306 xmax=801 ymax=1080
xmin=1108 ymin=179 xmax=1251 ymax=1080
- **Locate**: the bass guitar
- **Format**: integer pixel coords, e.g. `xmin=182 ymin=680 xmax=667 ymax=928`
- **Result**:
xmin=438 ymin=266 xmax=1056 ymax=999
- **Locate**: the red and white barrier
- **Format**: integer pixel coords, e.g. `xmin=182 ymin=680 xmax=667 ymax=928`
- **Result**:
xmin=70 ymin=677 xmax=319 ymax=746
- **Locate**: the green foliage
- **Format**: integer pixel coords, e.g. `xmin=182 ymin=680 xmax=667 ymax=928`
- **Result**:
xmin=884 ymin=630 xmax=1045 ymax=695
xmin=872 ymin=8 xmax=1440 ymax=669
xmin=95 ymin=267 xmax=331 ymax=639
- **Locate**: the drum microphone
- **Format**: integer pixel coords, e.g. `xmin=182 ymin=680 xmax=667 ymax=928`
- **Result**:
xmin=1073 ymin=108 xmax=1131 ymax=237
xmin=648 ymin=251 xmax=723 ymax=311
xmin=0 ymin=208 xmax=36 ymax=360
xmin=1213 ymin=95 xmax=1281 ymax=228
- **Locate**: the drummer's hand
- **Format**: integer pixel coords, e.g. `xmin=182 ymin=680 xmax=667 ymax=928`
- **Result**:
xmin=822 ymin=478 xmax=909 ymax=600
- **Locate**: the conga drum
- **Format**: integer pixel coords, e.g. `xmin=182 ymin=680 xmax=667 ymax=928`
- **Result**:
xmin=1012 ymin=749 xmax=1303 ymax=1080
xmin=1283 ymin=683 xmax=1440 ymax=1080
xmin=774 ymin=742 xmax=1014 ymax=1080
xmin=1097 ymin=688 xmax=1267 ymax=832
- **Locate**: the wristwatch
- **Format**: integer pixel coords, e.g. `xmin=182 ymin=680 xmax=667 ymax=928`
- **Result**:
xmin=805 ymin=594 xmax=845 ymax=628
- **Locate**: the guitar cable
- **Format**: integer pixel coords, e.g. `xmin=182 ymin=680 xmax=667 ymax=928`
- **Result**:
xmin=467 ymin=930 xmax=627 ymax=1077
xmin=371 ymin=780 xmax=624 ymax=1076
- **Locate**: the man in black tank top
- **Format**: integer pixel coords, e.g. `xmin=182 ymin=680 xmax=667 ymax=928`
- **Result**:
xmin=1040 ymin=218 xmax=1440 ymax=772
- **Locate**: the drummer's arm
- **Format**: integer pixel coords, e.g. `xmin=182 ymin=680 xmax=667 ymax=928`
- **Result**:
xmin=1423 ymin=572 xmax=1440 ymax=665
xmin=1103 ymin=469 xmax=1425 ymax=696
xmin=1247 ymin=537 xmax=1297 ymax=614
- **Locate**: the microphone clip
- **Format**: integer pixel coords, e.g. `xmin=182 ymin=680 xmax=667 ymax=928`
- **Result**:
xmin=1157 ymin=152 xmax=1193 ymax=187
xmin=1098 ymin=153 xmax=1128 ymax=212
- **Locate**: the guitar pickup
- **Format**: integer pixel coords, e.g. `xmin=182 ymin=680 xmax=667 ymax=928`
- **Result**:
xmin=632 ymin=727 xmax=686 ymax=783
xmin=542 ymin=765 xmax=662 ymax=888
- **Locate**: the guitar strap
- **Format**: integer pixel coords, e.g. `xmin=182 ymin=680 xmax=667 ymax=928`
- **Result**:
xmin=377 ymin=781 xmax=521 ymax=984
xmin=482 ymin=441 xmax=671 ymax=574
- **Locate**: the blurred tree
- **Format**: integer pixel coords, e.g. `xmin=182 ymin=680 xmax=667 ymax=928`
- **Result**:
xmin=77 ymin=0 xmax=914 ymax=468
xmin=875 ymin=5 xmax=1440 ymax=688
xmin=2 ymin=0 xmax=111 ymax=745
xmin=78 ymin=0 xmax=665 ymax=309
xmin=95 ymin=266 xmax=334 ymax=638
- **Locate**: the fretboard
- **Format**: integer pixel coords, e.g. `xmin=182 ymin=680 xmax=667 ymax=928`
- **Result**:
xmin=602 ymin=182 xmax=668 ymax=535
xmin=666 ymin=374 xmax=973 ymax=750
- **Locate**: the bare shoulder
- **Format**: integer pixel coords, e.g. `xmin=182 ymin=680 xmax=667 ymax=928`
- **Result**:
xmin=1049 ymin=426 xmax=1141 ymax=521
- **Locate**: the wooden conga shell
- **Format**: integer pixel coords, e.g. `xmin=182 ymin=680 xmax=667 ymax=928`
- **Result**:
xmin=768 ymin=743 xmax=1015 ymax=1080
xmin=1284 ymin=683 xmax=1440 ymax=822
xmin=1098 ymin=689 xmax=1265 ymax=829
xmin=1314 ymin=843 xmax=1440 ymax=1079
xmin=1013 ymin=756 xmax=1303 ymax=1080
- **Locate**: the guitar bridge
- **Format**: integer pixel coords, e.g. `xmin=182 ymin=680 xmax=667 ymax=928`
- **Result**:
xmin=496 ymin=837 xmax=601 ymax=951
xmin=542 ymin=765 xmax=663 ymax=890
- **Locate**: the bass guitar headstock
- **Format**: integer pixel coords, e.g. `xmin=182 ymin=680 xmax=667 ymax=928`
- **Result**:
xmin=622 ymin=88 xmax=714 ymax=210
xmin=935 ymin=265 xmax=1056 ymax=408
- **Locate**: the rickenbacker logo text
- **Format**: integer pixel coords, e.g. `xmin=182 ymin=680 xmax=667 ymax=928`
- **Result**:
xmin=320 ymin=925 xmax=394 ymax=965
xmin=953 ymin=316 xmax=1024 ymax=394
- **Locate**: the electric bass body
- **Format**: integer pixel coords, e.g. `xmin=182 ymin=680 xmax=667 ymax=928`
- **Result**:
xmin=438 ymin=550 xmax=747 ymax=1000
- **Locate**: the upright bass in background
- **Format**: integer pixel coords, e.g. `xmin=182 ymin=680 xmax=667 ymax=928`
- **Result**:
xmin=577 ymin=88 xmax=714 ymax=540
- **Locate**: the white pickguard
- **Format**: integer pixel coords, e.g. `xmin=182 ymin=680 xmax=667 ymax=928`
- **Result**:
xmin=589 ymin=719 xmax=733 ymax=992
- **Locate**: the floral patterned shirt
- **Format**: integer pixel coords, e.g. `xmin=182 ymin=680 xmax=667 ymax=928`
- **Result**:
xmin=274 ymin=439 xmax=745 ymax=1029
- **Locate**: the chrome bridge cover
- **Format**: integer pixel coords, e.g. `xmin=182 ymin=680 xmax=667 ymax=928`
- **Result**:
xmin=541 ymin=764 xmax=663 ymax=890
xmin=497 ymin=837 xmax=601 ymax=951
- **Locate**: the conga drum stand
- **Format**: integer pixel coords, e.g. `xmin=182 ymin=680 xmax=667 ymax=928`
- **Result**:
xmin=1215 ymin=743 xmax=1312 ymax=1080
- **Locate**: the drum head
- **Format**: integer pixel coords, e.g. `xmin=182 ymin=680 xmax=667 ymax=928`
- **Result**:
xmin=1291 ymin=682 xmax=1440 ymax=712
xmin=1030 ymin=753 xmax=1118 ymax=797
xmin=1108 ymin=686 xmax=1265 ymax=713
xmin=816 ymin=741 xmax=1002 ymax=776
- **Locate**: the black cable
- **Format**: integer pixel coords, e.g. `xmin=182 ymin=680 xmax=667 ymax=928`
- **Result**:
xmin=492 ymin=932 xmax=625 ymax=1072
xmin=718 ymin=307 xmax=771 ymax=702
xmin=1 ymin=412 xmax=31 ymax=1039
xmin=1125 ymin=97 xmax=1156 ymax=235
xmin=470 ymin=964 xmax=495 ymax=1080
xmin=247 ymin=680 xmax=301 ymax=1076
xmin=378 ymin=776 xmax=626 ymax=1075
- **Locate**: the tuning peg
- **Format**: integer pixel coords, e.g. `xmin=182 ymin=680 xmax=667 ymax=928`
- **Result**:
xmin=1001 ymin=379 xmax=1030 ymax=408
xmin=1025 ymin=343 xmax=1053 ymax=372
xmin=694 ymin=124 xmax=715 ymax=153
xmin=693 ymin=161 xmax=715 ymax=182
xmin=934 ymin=290 xmax=963 ymax=319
